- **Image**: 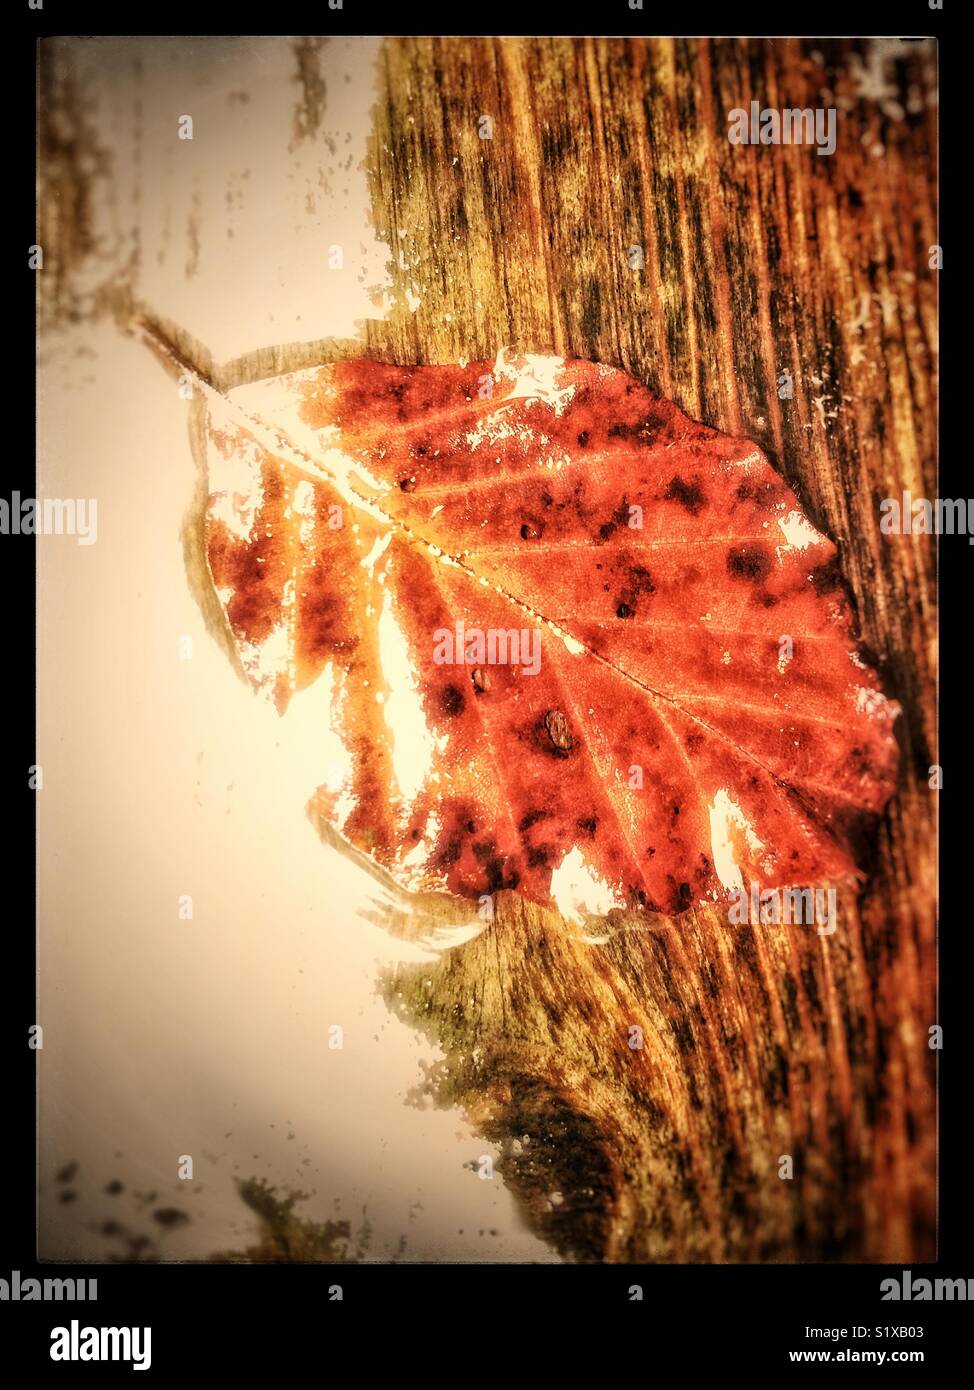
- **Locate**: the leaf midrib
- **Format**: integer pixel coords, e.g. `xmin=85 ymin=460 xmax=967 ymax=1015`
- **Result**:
xmin=142 ymin=318 xmax=865 ymax=822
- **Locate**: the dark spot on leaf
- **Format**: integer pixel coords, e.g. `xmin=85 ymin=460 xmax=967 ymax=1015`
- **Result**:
xmin=809 ymin=560 xmax=842 ymax=594
xmin=664 ymin=475 xmax=705 ymax=514
xmin=615 ymin=564 xmax=655 ymax=616
xmin=485 ymin=855 xmax=518 ymax=892
xmin=727 ymin=543 xmax=773 ymax=582
xmin=440 ymin=683 xmax=465 ymax=716
xmin=736 ymin=479 xmax=779 ymax=509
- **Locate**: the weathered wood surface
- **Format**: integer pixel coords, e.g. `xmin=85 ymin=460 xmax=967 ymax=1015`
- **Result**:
xmin=364 ymin=36 xmax=937 ymax=1263
xmin=40 ymin=35 xmax=937 ymax=1263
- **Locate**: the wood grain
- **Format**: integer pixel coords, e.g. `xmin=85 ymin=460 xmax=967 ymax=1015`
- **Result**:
xmin=363 ymin=36 xmax=937 ymax=1263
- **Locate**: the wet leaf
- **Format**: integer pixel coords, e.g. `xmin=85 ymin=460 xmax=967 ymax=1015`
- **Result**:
xmin=194 ymin=350 xmax=899 ymax=916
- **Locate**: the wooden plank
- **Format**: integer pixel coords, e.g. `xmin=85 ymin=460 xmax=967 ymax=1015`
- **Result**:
xmin=365 ymin=36 xmax=937 ymax=1262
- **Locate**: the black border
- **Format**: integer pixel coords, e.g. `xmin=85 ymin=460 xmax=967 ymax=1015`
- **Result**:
xmin=8 ymin=0 xmax=967 ymax=1370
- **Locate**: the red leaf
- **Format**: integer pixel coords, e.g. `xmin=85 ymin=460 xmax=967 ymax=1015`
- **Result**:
xmin=197 ymin=351 xmax=899 ymax=917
